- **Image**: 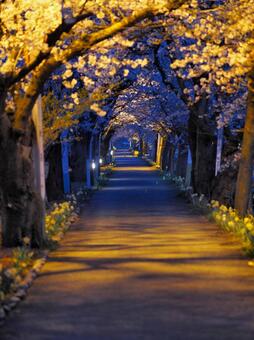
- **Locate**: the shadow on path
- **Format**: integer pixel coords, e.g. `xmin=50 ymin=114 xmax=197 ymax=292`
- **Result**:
xmin=1 ymin=155 xmax=254 ymax=340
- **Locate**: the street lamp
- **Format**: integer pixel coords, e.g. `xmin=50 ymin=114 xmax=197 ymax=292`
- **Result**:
xmin=99 ymin=158 xmax=103 ymax=165
xmin=91 ymin=161 xmax=96 ymax=170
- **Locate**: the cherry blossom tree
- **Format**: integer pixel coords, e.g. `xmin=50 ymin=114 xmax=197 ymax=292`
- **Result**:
xmin=0 ymin=0 xmax=186 ymax=247
xmin=168 ymin=0 xmax=254 ymax=214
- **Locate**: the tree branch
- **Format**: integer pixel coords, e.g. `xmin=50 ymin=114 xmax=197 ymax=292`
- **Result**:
xmin=8 ymin=12 xmax=93 ymax=87
xmin=13 ymin=1 xmax=188 ymax=131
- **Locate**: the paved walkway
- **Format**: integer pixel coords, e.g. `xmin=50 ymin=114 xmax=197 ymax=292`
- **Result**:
xmin=1 ymin=155 xmax=254 ymax=339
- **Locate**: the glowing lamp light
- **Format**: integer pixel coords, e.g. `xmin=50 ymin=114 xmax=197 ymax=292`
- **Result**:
xmin=91 ymin=161 xmax=96 ymax=170
xmin=99 ymin=158 xmax=103 ymax=165
xmin=110 ymin=150 xmax=114 ymax=156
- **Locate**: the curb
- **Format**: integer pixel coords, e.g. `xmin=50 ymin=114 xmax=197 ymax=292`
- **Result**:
xmin=0 ymin=255 xmax=48 ymax=325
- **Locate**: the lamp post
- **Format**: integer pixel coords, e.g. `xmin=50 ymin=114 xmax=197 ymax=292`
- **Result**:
xmin=110 ymin=149 xmax=114 ymax=164
xmin=91 ymin=160 xmax=98 ymax=187
xmin=92 ymin=160 xmax=96 ymax=170
xmin=60 ymin=130 xmax=71 ymax=194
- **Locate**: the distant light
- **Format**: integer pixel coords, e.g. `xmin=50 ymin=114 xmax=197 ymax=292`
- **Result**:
xmin=91 ymin=161 xmax=96 ymax=170
xmin=110 ymin=150 xmax=114 ymax=156
xmin=99 ymin=158 xmax=103 ymax=165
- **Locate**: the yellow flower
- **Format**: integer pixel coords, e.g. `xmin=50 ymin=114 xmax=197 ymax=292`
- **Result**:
xmin=220 ymin=205 xmax=228 ymax=212
xmin=246 ymin=222 xmax=253 ymax=231
xmin=211 ymin=200 xmax=219 ymax=208
xmin=20 ymin=262 xmax=28 ymax=268
xmin=15 ymin=275 xmax=22 ymax=284
xmin=5 ymin=267 xmax=17 ymax=278
xmin=23 ymin=236 xmax=30 ymax=246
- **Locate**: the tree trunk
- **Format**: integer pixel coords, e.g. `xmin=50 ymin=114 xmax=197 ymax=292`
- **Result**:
xmin=85 ymin=133 xmax=94 ymax=188
xmin=156 ymin=134 xmax=166 ymax=168
xmin=212 ymin=166 xmax=237 ymax=207
xmin=188 ymin=97 xmax=216 ymax=197
xmin=70 ymin=137 xmax=88 ymax=184
xmin=139 ymin=138 xmax=144 ymax=156
xmin=176 ymin=144 xmax=188 ymax=178
xmin=46 ymin=143 xmax=64 ymax=201
xmin=234 ymin=72 xmax=254 ymax=216
xmin=0 ymin=114 xmax=46 ymax=247
xmin=161 ymin=136 xmax=171 ymax=171
xmin=60 ymin=130 xmax=71 ymax=195
xmin=169 ymin=145 xmax=175 ymax=175
xmin=95 ymin=134 xmax=101 ymax=180
xmin=141 ymin=138 xmax=148 ymax=156
xmin=101 ymin=130 xmax=114 ymax=163
xmin=92 ymin=133 xmax=99 ymax=183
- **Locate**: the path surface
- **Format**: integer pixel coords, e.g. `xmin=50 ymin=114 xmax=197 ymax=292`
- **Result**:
xmin=2 ymin=155 xmax=254 ymax=340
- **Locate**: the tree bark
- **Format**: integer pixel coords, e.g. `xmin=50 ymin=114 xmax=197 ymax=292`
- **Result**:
xmin=156 ymin=134 xmax=166 ymax=168
xmin=161 ymin=136 xmax=171 ymax=171
xmin=188 ymin=97 xmax=216 ymax=197
xmin=0 ymin=113 xmax=46 ymax=247
xmin=212 ymin=166 xmax=237 ymax=207
xmin=101 ymin=131 xmax=114 ymax=163
xmin=70 ymin=137 xmax=88 ymax=183
xmin=141 ymin=138 xmax=148 ymax=156
xmin=176 ymin=144 xmax=188 ymax=178
xmin=234 ymin=72 xmax=254 ymax=216
xmin=85 ymin=132 xmax=94 ymax=188
xmin=94 ymin=133 xmax=101 ymax=180
xmin=46 ymin=143 xmax=64 ymax=201
xmin=169 ymin=145 xmax=175 ymax=175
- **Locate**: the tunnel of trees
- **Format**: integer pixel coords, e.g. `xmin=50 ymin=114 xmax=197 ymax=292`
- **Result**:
xmin=0 ymin=0 xmax=254 ymax=248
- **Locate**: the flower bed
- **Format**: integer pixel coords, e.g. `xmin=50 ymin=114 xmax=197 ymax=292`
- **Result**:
xmin=162 ymin=172 xmax=254 ymax=257
xmin=45 ymin=201 xmax=75 ymax=242
xmin=0 ymin=201 xmax=76 ymax=323
xmin=0 ymin=166 xmax=114 ymax=323
xmin=209 ymin=201 xmax=254 ymax=256
xmin=0 ymin=240 xmax=34 ymax=303
xmin=0 ymin=241 xmax=46 ymax=322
